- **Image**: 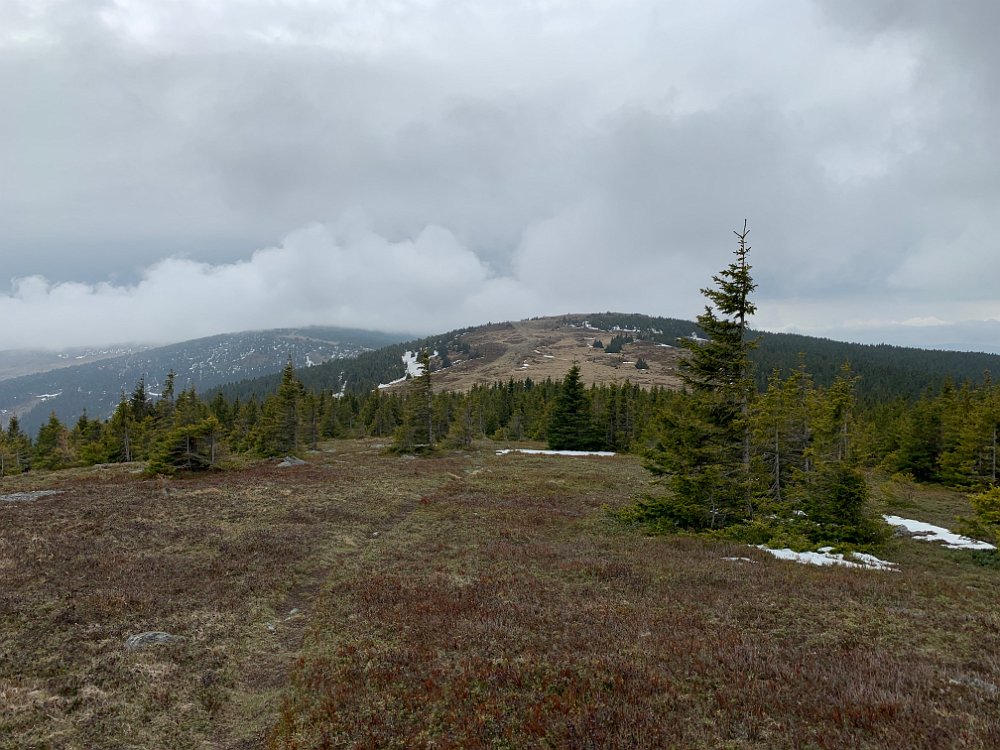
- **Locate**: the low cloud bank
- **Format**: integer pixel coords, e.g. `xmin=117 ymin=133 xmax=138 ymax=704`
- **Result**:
xmin=1 ymin=221 xmax=520 ymax=349
xmin=4 ymin=212 xmax=998 ymax=353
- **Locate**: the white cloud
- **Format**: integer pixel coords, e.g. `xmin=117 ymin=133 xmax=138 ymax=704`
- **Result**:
xmin=0 ymin=218 xmax=547 ymax=349
xmin=1 ymin=1 xmax=999 ymax=351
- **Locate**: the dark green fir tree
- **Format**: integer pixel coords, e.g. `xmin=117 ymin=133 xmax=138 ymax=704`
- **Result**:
xmin=547 ymin=364 xmax=601 ymax=450
xmin=646 ymin=221 xmax=757 ymax=528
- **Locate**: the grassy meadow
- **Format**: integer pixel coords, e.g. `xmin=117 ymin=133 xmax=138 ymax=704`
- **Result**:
xmin=1 ymin=441 xmax=998 ymax=748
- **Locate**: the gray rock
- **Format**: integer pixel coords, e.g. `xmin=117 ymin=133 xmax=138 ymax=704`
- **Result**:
xmin=125 ymin=631 xmax=186 ymax=650
xmin=276 ymin=456 xmax=306 ymax=467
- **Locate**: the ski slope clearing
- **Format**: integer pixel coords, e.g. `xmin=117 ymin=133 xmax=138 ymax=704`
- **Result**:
xmin=377 ymin=350 xmax=434 ymax=389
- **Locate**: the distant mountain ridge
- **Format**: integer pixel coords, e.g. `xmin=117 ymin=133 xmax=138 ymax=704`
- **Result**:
xmin=0 ymin=345 xmax=149 ymax=382
xmin=7 ymin=313 xmax=1000 ymax=437
xmin=0 ymin=326 xmax=405 ymax=434
xmin=213 ymin=313 xmax=1000 ymax=407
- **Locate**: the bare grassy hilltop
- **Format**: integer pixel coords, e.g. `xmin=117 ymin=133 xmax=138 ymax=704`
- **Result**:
xmin=388 ymin=316 xmax=686 ymax=393
xmin=2 ymin=443 xmax=998 ymax=749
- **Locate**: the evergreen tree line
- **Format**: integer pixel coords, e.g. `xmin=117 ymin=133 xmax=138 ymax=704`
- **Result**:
xmin=863 ymin=375 xmax=1000 ymax=487
xmin=5 ymin=346 xmax=1000 ymax=495
xmin=0 ymin=358 xmax=678 ymax=475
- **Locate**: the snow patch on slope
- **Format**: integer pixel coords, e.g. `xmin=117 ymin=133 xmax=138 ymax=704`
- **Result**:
xmin=883 ymin=515 xmax=996 ymax=550
xmin=496 ymin=448 xmax=616 ymax=457
xmin=753 ymin=545 xmax=898 ymax=571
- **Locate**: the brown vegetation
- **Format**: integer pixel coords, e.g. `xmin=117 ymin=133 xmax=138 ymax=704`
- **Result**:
xmin=398 ymin=317 xmax=685 ymax=393
xmin=1 ymin=444 xmax=998 ymax=748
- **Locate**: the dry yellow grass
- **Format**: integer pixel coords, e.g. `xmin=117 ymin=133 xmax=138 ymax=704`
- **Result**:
xmin=385 ymin=317 xmax=685 ymax=393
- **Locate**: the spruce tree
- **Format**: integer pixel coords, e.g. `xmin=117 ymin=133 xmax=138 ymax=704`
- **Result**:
xmin=393 ymin=349 xmax=434 ymax=452
xmin=71 ymin=412 xmax=108 ymax=465
xmin=547 ymin=364 xmax=600 ymax=450
xmin=254 ymin=358 xmax=305 ymax=456
xmin=129 ymin=376 xmax=151 ymax=421
xmin=646 ymin=222 xmax=757 ymax=527
xmin=2 ymin=416 xmax=31 ymax=474
xmin=34 ymin=412 xmax=72 ymax=470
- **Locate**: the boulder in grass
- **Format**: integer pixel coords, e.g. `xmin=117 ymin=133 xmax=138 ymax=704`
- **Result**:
xmin=277 ymin=456 xmax=306 ymax=467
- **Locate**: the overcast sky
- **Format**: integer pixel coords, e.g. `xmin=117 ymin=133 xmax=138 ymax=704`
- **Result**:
xmin=2 ymin=0 xmax=999 ymax=352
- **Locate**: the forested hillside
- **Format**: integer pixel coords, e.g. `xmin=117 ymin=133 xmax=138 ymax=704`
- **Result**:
xmin=573 ymin=312 xmax=1000 ymax=401
xmin=0 ymin=327 xmax=403 ymax=434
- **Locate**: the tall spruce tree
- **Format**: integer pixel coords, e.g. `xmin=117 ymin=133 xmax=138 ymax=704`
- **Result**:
xmin=646 ymin=222 xmax=757 ymax=527
xmin=254 ymin=358 xmax=305 ymax=456
xmin=393 ymin=349 xmax=434 ymax=452
xmin=34 ymin=412 xmax=72 ymax=470
xmin=547 ymin=364 xmax=601 ymax=450
xmin=1 ymin=416 xmax=31 ymax=474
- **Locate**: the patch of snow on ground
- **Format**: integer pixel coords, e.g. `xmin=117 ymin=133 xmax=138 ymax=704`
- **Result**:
xmin=883 ymin=515 xmax=996 ymax=550
xmin=1 ymin=490 xmax=64 ymax=503
xmin=496 ymin=449 xmax=616 ymax=457
xmin=755 ymin=545 xmax=898 ymax=570
xmin=543 ymin=354 xmax=555 ymax=359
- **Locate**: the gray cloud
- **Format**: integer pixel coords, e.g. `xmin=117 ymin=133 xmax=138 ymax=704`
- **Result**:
xmin=1 ymin=0 xmax=998 ymax=351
